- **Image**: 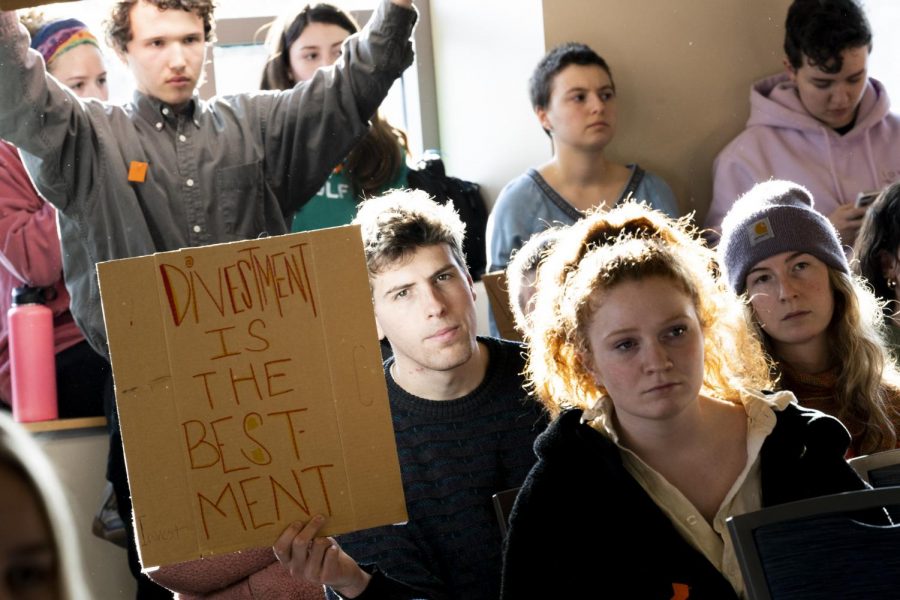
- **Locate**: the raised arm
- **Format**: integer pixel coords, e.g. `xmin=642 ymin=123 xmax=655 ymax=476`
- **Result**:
xmin=259 ymin=0 xmax=417 ymax=214
xmin=0 ymin=11 xmax=99 ymax=214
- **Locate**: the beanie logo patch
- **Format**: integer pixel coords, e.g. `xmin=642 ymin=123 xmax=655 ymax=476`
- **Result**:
xmin=748 ymin=217 xmax=774 ymax=246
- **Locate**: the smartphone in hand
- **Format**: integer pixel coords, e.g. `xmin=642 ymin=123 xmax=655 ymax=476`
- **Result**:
xmin=856 ymin=190 xmax=880 ymax=208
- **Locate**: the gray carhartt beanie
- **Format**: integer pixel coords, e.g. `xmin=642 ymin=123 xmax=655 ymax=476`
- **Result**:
xmin=718 ymin=180 xmax=849 ymax=294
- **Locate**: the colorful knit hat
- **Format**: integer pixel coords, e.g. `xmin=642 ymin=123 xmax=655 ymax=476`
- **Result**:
xmin=717 ymin=179 xmax=850 ymax=295
xmin=30 ymin=19 xmax=100 ymax=68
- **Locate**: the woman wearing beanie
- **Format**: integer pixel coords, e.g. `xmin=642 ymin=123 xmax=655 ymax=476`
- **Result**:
xmin=24 ymin=15 xmax=108 ymax=98
xmin=718 ymin=179 xmax=900 ymax=456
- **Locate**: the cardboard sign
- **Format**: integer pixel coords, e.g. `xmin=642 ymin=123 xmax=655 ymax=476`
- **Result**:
xmin=98 ymin=226 xmax=407 ymax=569
xmin=481 ymin=270 xmax=521 ymax=342
xmin=0 ymin=0 xmax=76 ymax=9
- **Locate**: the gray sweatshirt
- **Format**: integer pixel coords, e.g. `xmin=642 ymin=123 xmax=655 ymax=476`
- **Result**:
xmin=0 ymin=1 xmax=416 ymax=357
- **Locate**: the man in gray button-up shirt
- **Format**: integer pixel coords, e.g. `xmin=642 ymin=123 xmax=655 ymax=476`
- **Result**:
xmin=0 ymin=1 xmax=415 ymax=597
xmin=0 ymin=0 xmax=416 ymax=359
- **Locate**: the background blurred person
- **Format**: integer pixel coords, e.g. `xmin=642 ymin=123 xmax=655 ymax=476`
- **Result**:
xmin=261 ymin=3 xmax=409 ymax=232
xmin=504 ymin=226 xmax=560 ymax=339
xmin=486 ymin=42 xmax=679 ymax=276
xmin=707 ymin=0 xmax=900 ymax=245
xmin=0 ymin=410 xmax=91 ymax=599
xmin=854 ymin=182 xmax=900 ymax=354
xmin=0 ymin=14 xmax=112 ymax=419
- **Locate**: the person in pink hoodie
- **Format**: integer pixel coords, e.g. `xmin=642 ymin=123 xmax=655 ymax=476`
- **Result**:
xmin=0 ymin=17 xmax=111 ymax=418
xmin=707 ymin=0 xmax=900 ymax=246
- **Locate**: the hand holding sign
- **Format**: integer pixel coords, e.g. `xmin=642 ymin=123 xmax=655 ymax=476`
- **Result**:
xmin=273 ymin=516 xmax=371 ymax=598
xmin=99 ymin=226 xmax=406 ymax=569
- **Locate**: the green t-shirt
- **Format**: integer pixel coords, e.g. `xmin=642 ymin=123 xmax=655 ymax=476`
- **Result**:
xmin=291 ymin=162 xmax=408 ymax=232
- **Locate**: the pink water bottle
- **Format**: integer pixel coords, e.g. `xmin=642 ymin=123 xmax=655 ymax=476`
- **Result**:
xmin=9 ymin=286 xmax=58 ymax=422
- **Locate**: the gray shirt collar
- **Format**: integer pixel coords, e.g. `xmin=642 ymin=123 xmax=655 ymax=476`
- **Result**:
xmin=132 ymin=90 xmax=202 ymax=129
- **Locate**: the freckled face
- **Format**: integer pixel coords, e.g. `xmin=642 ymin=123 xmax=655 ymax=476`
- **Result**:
xmin=585 ymin=277 xmax=705 ymax=430
xmin=745 ymin=252 xmax=835 ymax=351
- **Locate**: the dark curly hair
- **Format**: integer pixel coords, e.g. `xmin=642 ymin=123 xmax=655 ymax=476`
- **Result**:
xmin=105 ymin=0 xmax=216 ymax=54
xmin=784 ymin=0 xmax=871 ymax=73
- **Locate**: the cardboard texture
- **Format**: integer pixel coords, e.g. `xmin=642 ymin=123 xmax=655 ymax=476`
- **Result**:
xmin=98 ymin=226 xmax=407 ymax=569
xmin=481 ymin=270 xmax=522 ymax=342
xmin=0 ymin=0 xmax=75 ymax=9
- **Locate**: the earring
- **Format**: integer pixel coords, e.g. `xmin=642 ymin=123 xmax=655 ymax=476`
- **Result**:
xmin=888 ymin=278 xmax=897 ymax=290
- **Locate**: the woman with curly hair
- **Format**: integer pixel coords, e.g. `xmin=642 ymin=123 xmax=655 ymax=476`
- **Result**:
xmin=261 ymin=3 xmax=409 ymax=232
xmin=719 ymin=179 xmax=900 ymax=456
xmin=501 ymin=202 xmax=868 ymax=599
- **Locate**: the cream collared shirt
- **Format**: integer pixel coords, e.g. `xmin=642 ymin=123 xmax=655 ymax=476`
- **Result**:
xmin=585 ymin=389 xmax=795 ymax=598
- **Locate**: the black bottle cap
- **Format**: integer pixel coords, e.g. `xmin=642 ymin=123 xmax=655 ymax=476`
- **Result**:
xmin=11 ymin=285 xmax=46 ymax=306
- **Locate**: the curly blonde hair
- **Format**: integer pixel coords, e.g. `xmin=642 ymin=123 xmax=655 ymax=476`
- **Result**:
xmin=528 ymin=202 xmax=774 ymax=417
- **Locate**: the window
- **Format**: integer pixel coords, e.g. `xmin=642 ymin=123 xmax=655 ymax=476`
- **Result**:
xmin=205 ymin=3 xmax=433 ymax=158
xmin=867 ymin=1 xmax=900 ymax=102
xmin=32 ymin=0 xmax=437 ymax=157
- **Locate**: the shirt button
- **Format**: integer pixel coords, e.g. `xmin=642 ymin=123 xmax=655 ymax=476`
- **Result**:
xmin=186 ymin=178 xmax=194 ymax=187
xmin=686 ymin=515 xmax=698 ymax=526
xmin=155 ymin=122 xmax=163 ymax=130
xmin=179 ymin=134 xmax=187 ymax=142
xmin=193 ymin=225 xmax=201 ymax=233
xmin=162 ymin=107 xmax=170 ymax=115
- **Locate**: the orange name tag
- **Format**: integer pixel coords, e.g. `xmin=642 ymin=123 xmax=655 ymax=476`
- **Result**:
xmin=128 ymin=161 xmax=148 ymax=183
xmin=671 ymin=582 xmax=690 ymax=600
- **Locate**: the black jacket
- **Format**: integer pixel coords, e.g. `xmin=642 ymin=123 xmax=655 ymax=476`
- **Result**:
xmin=500 ymin=402 xmax=867 ymax=600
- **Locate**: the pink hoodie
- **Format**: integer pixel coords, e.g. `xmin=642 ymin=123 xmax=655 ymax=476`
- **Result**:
xmin=706 ymin=74 xmax=900 ymax=233
xmin=0 ymin=140 xmax=84 ymax=404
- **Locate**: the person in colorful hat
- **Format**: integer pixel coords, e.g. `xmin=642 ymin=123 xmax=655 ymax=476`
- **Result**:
xmin=28 ymin=16 xmax=108 ymax=98
xmin=0 ymin=15 xmax=111 ymax=421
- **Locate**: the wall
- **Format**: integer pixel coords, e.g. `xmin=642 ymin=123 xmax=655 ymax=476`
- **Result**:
xmin=430 ymin=0 xmax=795 ymax=223
xmin=541 ymin=0 xmax=791 ymax=222
xmin=429 ymin=0 xmax=549 ymax=205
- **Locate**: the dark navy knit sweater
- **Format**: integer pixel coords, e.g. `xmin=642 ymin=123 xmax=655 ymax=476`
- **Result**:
xmin=330 ymin=336 xmax=546 ymax=600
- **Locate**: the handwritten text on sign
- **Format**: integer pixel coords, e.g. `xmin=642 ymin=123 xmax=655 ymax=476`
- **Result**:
xmin=157 ymin=242 xmax=335 ymax=542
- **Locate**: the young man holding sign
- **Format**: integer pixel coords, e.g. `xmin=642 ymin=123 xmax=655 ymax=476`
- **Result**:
xmin=0 ymin=1 xmax=415 ymax=597
xmin=273 ymin=190 xmax=547 ymax=599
